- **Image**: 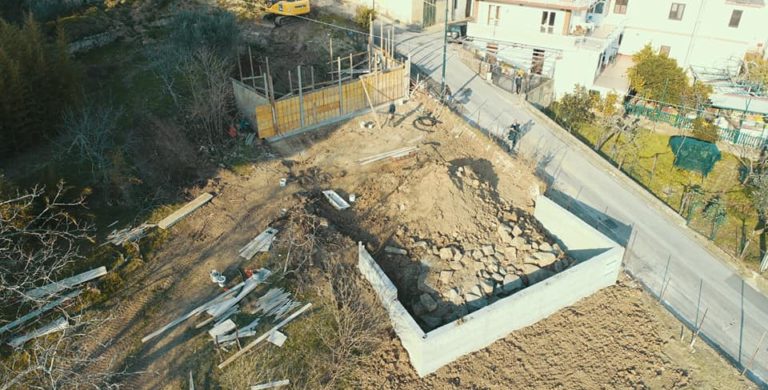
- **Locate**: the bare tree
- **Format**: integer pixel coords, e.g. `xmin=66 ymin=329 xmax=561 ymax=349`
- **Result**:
xmin=0 ymin=181 xmax=92 ymax=309
xmin=314 ymin=271 xmax=387 ymax=388
xmin=59 ymin=101 xmax=124 ymax=185
xmin=0 ymin=314 xmax=130 ymax=390
xmin=180 ymin=48 xmax=235 ymax=149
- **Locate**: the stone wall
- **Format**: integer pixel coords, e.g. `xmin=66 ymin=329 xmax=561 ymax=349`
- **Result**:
xmin=357 ymin=195 xmax=624 ymax=377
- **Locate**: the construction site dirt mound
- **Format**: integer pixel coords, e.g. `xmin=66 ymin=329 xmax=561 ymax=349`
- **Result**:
xmin=355 ymin=279 xmax=754 ymax=389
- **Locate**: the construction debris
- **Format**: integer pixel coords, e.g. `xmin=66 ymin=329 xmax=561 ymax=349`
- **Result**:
xmin=267 ymin=330 xmax=287 ymax=347
xmin=218 ymin=303 xmax=313 ymax=369
xmin=251 ymin=379 xmax=290 ymax=390
xmin=217 ymin=329 xmax=257 ymax=345
xmin=239 ymin=228 xmax=280 ymax=260
xmin=25 ymin=266 xmax=107 ymax=300
xmin=209 ymin=319 xmax=237 ymax=339
xmin=0 ymin=290 xmax=82 ymax=335
xmin=106 ymin=223 xmax=155 ymax=246
xmin=384 ymin=246 xmax=408 ymax=255
xmin=322 ymin=190 xmax=350 ymax=210
xmin=253 ymin=288 xmax=301 ymax=320
xmin=8 ymin=317 xmax=69 ymax=348
xmin=209 ymin=270 xmax=227 ymax=288
xmin=205 ymin=269 xmax=271 ymax=319
xmin=157 ymin=193 xmax=214 ymax=230
xmin=357 ymin=146 xmax=418 ymax=166
xmin=142 ymin=280 xmax=249 ymax=343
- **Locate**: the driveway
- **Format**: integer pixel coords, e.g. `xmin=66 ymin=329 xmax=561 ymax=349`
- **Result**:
xmin=394 ymin=28 xmax=768 ymax=385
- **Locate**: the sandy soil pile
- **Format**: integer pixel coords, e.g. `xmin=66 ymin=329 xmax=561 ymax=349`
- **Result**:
xmin=362 ymin=160 xmax=573 ymax=330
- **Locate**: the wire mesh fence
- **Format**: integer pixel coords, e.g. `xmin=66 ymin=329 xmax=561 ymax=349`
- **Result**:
xmin=550 ymin=186 xmax=768 ymax=386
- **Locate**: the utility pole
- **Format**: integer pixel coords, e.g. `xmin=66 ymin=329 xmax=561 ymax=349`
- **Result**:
xmin=440 ymin=0 xmax=449 ymax=100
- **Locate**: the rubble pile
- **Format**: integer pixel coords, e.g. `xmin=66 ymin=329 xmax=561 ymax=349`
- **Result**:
xmin=382 ymin=164 xmax=574 ymax=330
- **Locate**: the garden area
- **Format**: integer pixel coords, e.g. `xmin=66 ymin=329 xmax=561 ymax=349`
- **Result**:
xmin=549 ymin=45 xmax=768 ymax=268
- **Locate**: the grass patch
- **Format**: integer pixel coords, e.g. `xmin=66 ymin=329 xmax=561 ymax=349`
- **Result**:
xmin=573 ymin=122 xmax=762 ymax=267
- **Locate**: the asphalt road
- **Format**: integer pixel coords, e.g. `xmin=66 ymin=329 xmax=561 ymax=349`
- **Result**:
xmin=394 ymin=29 xmax=768 ymax=385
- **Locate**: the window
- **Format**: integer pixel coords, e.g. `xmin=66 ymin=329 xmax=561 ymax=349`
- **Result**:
xmin=487 ymin=4 xmax=500 ymax=26
xmin=729 ymin=10 xmax=742 ymax=28
xmin=540 ymin=11 xmax=556 ymax=34
xmin=659 ymin=45 xmax=671 ymax=56
xmin=669 ymin=3 xmax=685 ymax=20
xmin=614 ymin=0 xmax=628 ymax=15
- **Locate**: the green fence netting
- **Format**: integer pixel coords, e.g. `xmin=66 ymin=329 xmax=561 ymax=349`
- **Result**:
xmin=668 ymin=136 xmax=721 ymax=176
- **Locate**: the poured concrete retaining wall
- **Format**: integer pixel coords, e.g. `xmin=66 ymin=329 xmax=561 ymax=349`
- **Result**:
xmin=232 ymin=79 xmax=268 ymax=130
xmin=357 ymin=195 xmax=624 ymax=377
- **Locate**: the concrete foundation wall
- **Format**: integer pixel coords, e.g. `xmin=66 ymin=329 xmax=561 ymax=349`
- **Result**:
xmin=534 ymin=196 xmax=616 ymax=261
xmin=232 ymin=79 xmax=268 ymax=130
xmin=358 ymin=195 xmax=624 ymax=377
xmin=416 ymin=245 xmax=623 ymax=375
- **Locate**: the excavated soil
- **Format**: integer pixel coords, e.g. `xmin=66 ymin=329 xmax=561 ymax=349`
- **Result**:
xmin=356 ymin=277 xmax=755 ymax=389
xmin=81 ymin=92 xmax=756 ymax=389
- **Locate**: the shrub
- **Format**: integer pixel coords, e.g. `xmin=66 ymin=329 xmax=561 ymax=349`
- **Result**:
xmin=355 ymin=6 xmax=376 ymax=30
xmin=691 ymin=116 xmax=718 ymax=142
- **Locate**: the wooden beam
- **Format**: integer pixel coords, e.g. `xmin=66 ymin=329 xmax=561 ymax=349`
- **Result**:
xmin=218 ymin=303 xmax=312 ymax=369
xmin=8 ymin=317 xmax=69 ymax=348
xmin=141 ymin=281 xmax=245 ymax=343
xmin=360 ymin=78 xmax=384 ymax=131
xmin=25 ymin=266 xmax=106 ymax=299
xmin=0 ymin=290 xmax=81 ymax=335
xmin=157 ymin=193 xmax=214 ymax=229
xmin=251 ymin=379 xmax=289 ymax=390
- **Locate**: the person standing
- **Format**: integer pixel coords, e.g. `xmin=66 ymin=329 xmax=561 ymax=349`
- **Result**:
xmin=514 ymin=71 xmax=523 ymax=94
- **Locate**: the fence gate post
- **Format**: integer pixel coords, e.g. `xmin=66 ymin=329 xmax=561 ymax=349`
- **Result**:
xmin=338 ymin=57 xmax=343 ymax=115
xmin=298 ymin=65 xmax=305 ymax=127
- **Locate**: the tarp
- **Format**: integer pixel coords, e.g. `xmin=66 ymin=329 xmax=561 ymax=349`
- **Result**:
xmin=668 ymin=136 xmax=721 ymax=176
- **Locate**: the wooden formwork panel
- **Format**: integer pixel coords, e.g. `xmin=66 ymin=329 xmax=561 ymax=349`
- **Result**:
xmin=253 ymin=66 xmax=406 ymax=138
xmin=255 ymin=105 xmax=276 ymax=138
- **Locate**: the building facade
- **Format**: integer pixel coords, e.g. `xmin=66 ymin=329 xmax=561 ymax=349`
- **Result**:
xmin=352 ymin=0 xmax=472 ymax=27
xmin=466 ymin=0 xmax=623 ymax=96
xmin=465 ymin=0 xmax=768 ymax=97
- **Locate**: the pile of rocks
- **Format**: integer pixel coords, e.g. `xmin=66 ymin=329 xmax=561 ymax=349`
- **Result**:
xmin=393 ymin=209 xmax=576 ymax=330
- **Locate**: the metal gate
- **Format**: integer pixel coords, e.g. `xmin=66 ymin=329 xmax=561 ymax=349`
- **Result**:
xmin=423 ymin=0 xmax=436 ymax=27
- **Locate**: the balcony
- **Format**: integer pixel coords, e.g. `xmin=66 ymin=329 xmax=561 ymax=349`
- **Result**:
xmin=493 ymin=0 xmax=600 ymax=11
xmin=467 ymin=21 xmax=621 ymax=52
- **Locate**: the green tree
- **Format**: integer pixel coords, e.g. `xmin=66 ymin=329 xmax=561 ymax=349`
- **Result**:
xmin=743 ymin=52 xmax=768 ymax=91
xmin=628 ymin=44 xmax=703 ymax=106
xmin=0 ymin=16 xmax=80 ymax=157
xmin=355 ymin=6 xmax=377 ymax=30
xmin=551 ymin=85 xmax=595 ymax=132
xmin=691 ymin=116 xmax=718 ymax=142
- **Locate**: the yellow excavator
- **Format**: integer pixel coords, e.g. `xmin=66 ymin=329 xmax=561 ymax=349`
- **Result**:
xmin=264 ymin=0 xmax=311 ymax=27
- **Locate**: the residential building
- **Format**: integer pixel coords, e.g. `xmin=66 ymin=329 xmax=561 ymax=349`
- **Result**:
xmin=465 ymin=0 xmax=768 ymax=99
xmin=351 ymin=0 xmax=472 ymax=27
xmin=611 ymin=0 xmax=768 ymax=72
xmin=466 ymin=0 xmax=624 ymax=97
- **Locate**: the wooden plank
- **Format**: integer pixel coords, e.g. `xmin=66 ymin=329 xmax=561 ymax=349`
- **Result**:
xmin=251 ymin=379 xmax=289 ymax=390
xmin=25 ymin=266 xmax=107 ymax=299
xmin=8 ymin=316 xmax=69 ymax=348
xmin=218 ymin=303 xmax=312 ymax=369
xmin=239 ymin=228 xmax=279 ymax=260
xmin=0 ymin=290 xmax=81 ymax=335
xmin=158 ymin=193 xmax=214 ymax=229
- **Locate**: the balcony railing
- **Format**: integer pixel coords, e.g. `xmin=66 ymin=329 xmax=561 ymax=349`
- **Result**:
xmin=467 ymin=21 xmax=620 ymax=52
